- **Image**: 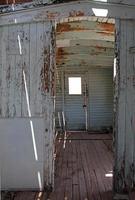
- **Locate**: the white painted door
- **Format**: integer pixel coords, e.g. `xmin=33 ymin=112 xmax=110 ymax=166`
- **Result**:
xmin=64 ymin=72 xmax=87 ymax=130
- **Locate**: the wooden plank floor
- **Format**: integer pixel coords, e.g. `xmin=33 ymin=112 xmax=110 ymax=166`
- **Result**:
xmin=49 ymin=132 xmax=113 ymax=200
xmin=2 ymin=132 xmax=114 ymax=200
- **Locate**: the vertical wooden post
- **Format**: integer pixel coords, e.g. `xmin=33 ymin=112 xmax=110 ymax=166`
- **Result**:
xmin=114 ymin=19 xmax=135 ymax=195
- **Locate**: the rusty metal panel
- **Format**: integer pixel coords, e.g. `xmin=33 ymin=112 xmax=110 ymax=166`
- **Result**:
xmin=0 ymin=20 xmax=56 ymax=190
xmin=57 ymin=20 xmax=115 ymax=33
xmin=56 ymin=20 xmax=115 ymax=69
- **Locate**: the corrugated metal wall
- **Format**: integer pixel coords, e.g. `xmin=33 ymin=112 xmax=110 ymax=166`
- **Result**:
xmin=88 ymin=67 xmax=113 ymax=130
xmin=56 ymin=67 xmax=113 ymax=131
xmin=0 ymin=21 xmax=56 ymax=190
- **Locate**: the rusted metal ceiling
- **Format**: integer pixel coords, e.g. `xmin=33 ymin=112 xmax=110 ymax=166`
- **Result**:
xmin=56 ymin=19 xmax=115 ymax=68
xmin=57 ymin=21 xmax=115 ymax=33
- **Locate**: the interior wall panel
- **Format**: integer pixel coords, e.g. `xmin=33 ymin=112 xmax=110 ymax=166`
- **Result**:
xmin=56 ymin=67 xmax=113 ymax=131
xmin=0 ymin=21 xmax=56 ymax=190
xmin=114 ymin=19 xmax=135 ymax=193
xmin=88 ymin=68 xmax=113 ymax=130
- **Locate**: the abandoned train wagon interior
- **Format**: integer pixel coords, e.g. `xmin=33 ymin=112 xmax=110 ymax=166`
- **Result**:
xmin=53 ymin=16 xmax=115 ymax=200
xmin=1 ymin=0 xmax=135 ymax=200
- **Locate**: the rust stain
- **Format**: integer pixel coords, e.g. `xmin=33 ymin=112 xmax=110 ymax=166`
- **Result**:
xmin=96 ymin=45 xmax=107 ymax=50
xmin=57 ymin=23 xmax=71 ymax=32
xmin=57 ymin=21 xmax=115 ymax=34
xmin=56 ymin=47 xmax=71 ymax=58
xmin=56 ymin=46 xmax=107 ymax=59
xmin=80 ymin=60 xmax=87 ymax=65
xmin=97 ymin=31 xmax=114 ymax=36
xmin=57 ymin=22 xmax=87 ymax=32
xmin=99 ymin=23 xmax=115 ymax=32
xmin=57 ymin=47 xmax=65 ymax=56
xmin=69 ymin=10 xmax=84 ymax=17
xmin=56 ymin=58 xmax=62 ymax=66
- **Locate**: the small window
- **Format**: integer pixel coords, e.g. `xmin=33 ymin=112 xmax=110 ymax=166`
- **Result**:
xmin=68 ymin=77 xmax=82 ymax=95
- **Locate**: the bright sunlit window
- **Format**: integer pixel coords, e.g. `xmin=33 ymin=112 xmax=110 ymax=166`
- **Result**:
xmin=93 ymin=0 xmax=108 ymax=17
xmin=92 ymin=8 xmax=108 ymax=17
xmin=68 ymin=77 xmax=82 ymax=95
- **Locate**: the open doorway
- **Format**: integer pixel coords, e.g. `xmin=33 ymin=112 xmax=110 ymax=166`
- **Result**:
xmin=1 ymin=1 xmax=135 ymax=199
xmin=51 ymin=16 xmax=115 ymax=199
xmin=55 ymin=17 xmax=115 ymax=132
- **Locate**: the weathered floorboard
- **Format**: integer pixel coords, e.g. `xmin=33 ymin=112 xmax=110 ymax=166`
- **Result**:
xmin=49 ymin=132 xmax=113 ymax=200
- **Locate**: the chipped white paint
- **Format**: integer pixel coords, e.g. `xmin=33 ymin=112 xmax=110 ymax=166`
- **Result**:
xmin=114 ymin=19 xmax=135 ymax=193
xmin=0 ymin=21 xmax=56 ymax=190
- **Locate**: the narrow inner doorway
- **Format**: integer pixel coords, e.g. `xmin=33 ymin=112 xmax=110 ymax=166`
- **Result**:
xmin=53 ymin=16 xmax=115 ymax=199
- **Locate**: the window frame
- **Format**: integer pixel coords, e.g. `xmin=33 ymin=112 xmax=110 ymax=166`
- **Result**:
xmin=68 ymin=76 xmax=82 ymax=95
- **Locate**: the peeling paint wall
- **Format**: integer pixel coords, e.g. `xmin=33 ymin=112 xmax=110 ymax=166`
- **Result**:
xmin=0 ymin=21 xmax=56 ymax=190
xmin=114 ymin=19 xmax=135 ymax=194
